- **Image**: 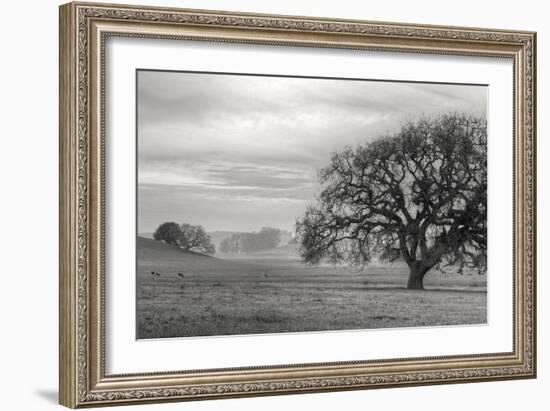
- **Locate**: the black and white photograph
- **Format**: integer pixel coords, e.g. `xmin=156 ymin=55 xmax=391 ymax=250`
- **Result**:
xmin=136 ymin=70 xmax=488 ymax=339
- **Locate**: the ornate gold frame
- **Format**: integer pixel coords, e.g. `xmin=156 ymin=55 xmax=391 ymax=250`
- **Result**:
xmin=59 ymin=2 xmax=536 ymax=408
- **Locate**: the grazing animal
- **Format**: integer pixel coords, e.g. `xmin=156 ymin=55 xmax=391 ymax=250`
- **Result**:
xmin=262 ymin=272 xmax=268 ymax=279
xmin=177 ymin=273 xmax=184 ymax=278
xmin=151 ymin=271 xmax=160 ymax=277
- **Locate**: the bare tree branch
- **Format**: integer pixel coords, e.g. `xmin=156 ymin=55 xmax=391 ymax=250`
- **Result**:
xmin=296 ymin=114 xmax=487 ymax=289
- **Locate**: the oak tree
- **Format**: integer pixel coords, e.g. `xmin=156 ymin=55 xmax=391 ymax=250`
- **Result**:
xmin=153 ymin=222 xmax=215 ymax=255
xmin=296 ymin=114 xmax=487 ymax=289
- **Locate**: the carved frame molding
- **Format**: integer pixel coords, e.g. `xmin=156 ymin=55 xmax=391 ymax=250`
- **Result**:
xmin=59 ymin=2 xmax=536 ymax=408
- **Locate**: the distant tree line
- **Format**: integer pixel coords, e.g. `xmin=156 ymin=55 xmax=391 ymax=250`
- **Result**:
xmin=219 ymin=227 xmax=289 ymax=253
xmin=153 ymin=222 xmax=215 ymax=255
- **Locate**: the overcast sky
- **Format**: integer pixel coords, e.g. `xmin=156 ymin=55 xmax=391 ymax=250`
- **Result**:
xmin=137 ymin=70 xmax=487 ymax=233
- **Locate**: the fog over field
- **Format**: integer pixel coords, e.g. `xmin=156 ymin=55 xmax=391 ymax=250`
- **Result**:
xmin=136 ymin=70 xmax=488 ymax=339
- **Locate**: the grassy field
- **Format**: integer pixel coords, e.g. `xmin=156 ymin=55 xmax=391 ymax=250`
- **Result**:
xmin=136 ymin=237 xmax=487 ymax=339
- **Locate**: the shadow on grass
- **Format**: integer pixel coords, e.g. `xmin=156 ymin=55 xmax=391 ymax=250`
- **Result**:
xmin=356 ymin=285 xmax=487 ymax=293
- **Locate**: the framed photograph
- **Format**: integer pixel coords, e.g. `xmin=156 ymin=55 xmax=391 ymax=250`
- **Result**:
xmin=59 ymin=2 xmax=536 ymax=408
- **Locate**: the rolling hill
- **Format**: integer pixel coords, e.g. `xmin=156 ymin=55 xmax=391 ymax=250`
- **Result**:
xmin=136 ymin=236 xmax=267 ymax=277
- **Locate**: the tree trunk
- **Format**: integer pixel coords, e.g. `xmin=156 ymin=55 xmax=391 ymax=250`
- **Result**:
xmin=406 ymin=264 xmax=428 ymax=290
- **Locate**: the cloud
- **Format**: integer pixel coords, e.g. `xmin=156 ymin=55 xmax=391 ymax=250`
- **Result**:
xmin=137 ymin=70 xmax=487 ymax=232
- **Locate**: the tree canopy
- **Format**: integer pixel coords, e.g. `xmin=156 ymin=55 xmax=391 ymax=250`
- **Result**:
xmin=152 ymin=222 xmax=181 ymax=246
xmin=153 ymin=222 xmax=215 ymax=255
xmin=219 ymin=227 xmax=283 ymax=253
xmin=296 ymin=114 xmax=487 ymax=289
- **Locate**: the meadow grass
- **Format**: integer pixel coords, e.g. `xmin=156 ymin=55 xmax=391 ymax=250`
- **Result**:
xmin=136 ymin=237 xmax=487 ymax=339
